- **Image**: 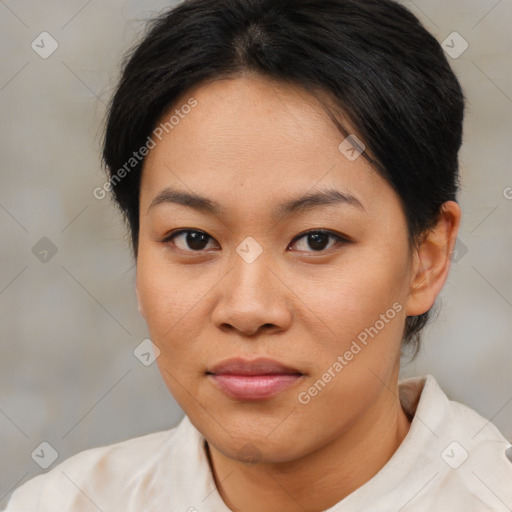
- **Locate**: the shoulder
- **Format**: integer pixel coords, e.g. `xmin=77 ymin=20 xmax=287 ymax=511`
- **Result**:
xmin=412 ymin=375 xmax=512 ymax=509
xmin=3 ymin=425 xmax=181 ymax=511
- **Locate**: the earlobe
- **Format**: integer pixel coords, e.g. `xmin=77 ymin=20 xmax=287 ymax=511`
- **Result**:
xmin=406 ymin=201 xmax=461 ymax=317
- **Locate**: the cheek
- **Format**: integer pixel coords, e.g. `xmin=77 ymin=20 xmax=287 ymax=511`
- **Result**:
xmin=136 ymin=253 xmax=207 ymax=403
xmin=306 ymin=244 xmax=409 ymax=344
xmin=135 ymin=245 xmax=225 ymax=390
xmin=136 ymin=249 xmax=201 ymax=345
xmin=291 ymin=249 xmax=409 ymax=428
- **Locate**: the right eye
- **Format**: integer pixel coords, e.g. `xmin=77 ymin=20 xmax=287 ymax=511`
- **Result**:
xmin=161 ymin=229 xmax=220 ymax=253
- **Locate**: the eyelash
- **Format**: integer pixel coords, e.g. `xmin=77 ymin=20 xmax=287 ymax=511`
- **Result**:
xmin=160 ymin=229 xmax=349 ymax=254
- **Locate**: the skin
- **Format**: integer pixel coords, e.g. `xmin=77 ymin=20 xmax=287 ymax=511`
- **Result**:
xmin=135 ymin=73 xmax=461 ymax=512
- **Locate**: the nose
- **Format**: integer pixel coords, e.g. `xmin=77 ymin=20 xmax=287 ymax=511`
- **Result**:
xmin=211 ymin=247 xmax=293 ymax=337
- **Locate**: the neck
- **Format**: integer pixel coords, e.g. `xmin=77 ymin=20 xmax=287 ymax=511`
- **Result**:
xmin=207 ymin=374 xmax=411 ymax=512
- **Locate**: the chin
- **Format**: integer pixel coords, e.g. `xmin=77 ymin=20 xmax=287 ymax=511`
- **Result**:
xmin=204 ymin=421 xmax=312 ymax=465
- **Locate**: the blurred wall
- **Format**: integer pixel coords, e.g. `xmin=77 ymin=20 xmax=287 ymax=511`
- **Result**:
xmin=1 ymin=0 xmax=511 ymax=505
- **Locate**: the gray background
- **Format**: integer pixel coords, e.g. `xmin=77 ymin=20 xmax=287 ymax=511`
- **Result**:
xmin=0 ymin=0 xmax=511 ymax=506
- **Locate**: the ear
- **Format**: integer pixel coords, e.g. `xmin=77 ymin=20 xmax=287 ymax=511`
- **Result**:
xmin=135 ymin=282 xmax=146 ymax=319
xmin=405 ymin=201 xmax=461 ymax=316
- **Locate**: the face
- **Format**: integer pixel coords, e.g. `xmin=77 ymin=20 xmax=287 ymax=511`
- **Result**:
xmin=136 ymin=74 xmax=417 ymax=464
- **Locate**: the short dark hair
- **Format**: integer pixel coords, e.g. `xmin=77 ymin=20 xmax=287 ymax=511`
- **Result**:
xmin=102 ymin=0 xmax=465 ymax=357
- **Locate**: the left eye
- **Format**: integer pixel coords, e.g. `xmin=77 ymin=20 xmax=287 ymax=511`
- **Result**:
xmin=288 ymin=230 xmax=345 ymax=252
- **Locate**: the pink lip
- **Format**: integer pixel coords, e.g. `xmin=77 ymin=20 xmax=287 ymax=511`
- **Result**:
xmin=207 ymin=358 xmax=304 ymax=400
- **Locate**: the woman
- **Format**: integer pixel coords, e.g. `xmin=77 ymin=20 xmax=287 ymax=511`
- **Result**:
xmin=5 ymin=0 xmax=511 ymax=510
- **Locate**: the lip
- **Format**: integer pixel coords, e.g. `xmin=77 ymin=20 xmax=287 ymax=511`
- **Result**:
xmin=207 ymin=357 xmax=304 ymax=400
xmin=208 ymin=357 xmax=302 ymax=376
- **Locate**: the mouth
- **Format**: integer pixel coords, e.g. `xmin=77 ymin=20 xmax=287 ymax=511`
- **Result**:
xmin=206 ymin=357 xmax=305 ymax=401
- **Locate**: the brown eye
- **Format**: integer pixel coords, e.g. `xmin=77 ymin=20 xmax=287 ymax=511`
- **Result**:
xmin=289 ymin=230 xmax=346 ymax=252
xmin=163 ymin=230 xmax=218 ymax=252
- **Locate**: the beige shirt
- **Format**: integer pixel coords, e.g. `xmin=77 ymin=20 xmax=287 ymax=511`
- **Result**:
xmin=4 ymin=374 xmax=512 ymax=511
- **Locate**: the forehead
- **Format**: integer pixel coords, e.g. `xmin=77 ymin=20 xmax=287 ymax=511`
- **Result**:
xmin=140 ymin=74 xmax=392 ymax=216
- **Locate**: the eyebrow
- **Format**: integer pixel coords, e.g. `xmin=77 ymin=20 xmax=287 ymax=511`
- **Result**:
xmin=147 ymin=186 xmax=365 ymax=217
